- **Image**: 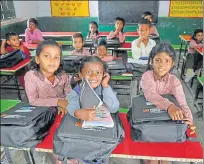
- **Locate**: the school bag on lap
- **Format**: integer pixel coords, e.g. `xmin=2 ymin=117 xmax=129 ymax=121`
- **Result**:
xmin=127 ymin=94 xmax=189 ymax=142
xmin=53 ymin=78 xmax=124 ymax=162
xmin=1 ymin=102 xmax=57 ymax=148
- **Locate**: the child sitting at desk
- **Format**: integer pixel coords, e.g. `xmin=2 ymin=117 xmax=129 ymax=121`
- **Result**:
xmin=87 ymin=21 xmax=100 ymax=39
xmin=67 ymin=56 xmax=119 ymax=164
xmin=131 ymin=19 xmax=156 ymax=60
xmin=140 ymin=42 xmax=195 ymax=164
xmin=71 ymin=33 xmax=91 ymax=56
xmin=142 ymin=11 xmax=159 ymax=36
xmin=185 ymin=29 xmax=203 ymax=82
xmin=94 ymin=39 xmax=114 ymax=62
xmin=107 ymin=17 xmax=126 ymax=43
xmin=25 ymin=18 xmax=44 ymax=44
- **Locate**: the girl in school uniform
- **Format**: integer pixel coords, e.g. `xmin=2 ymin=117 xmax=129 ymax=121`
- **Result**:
xmin=107 ymin=17 xmax=126 ymax=43
xmin=67 ymin=56 xmax=119 ymax=164
xmin=142 ymin=11 xmax=159 ymax=36
xmin=25 ymin=18 xmax=44 ymax=44
xmin=184 ymin=29 xmax=203 ymax=82
xmin=24 ymin=39 xmax=78 ymax=164
xmin=71 ymin=33 xmax=91 ymax=56
xmin=94 ymin=39 xmax=114 ymax=62
xmin=140 ymin=42 xmax=196 ymax=164
xmin=87 ymin=21 xmax=100 ymax=39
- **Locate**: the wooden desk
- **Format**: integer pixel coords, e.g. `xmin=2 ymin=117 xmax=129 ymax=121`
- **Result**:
xmin=177 ymin=35 xmax=192 ymax=70
xmin=19 ymin=32 xmax=80 ymax=38
xmin=22 ymin=41 xmax=64 ymax=50
xmin=99 ymin=32 xmax=139 ymax=37
xmin=36 ymin=113 xmax=203 ymax=162
xmin=0 ymin=59 xmax=31 ymax=100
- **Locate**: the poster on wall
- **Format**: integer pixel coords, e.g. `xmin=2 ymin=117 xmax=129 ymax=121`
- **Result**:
xmin=50 ymin=0 xmax=89 ymax=17
xmin=169 ymin=0 xmax=203 ymax=18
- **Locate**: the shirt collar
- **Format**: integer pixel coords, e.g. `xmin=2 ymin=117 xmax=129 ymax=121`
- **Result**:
xmin=153 ymin=72 xmax=169 ymax=83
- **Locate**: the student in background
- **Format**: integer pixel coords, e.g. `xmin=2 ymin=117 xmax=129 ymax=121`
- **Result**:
xmin=25 ymin=18 xmax=44 ymax=44
xmin=87 ymin=21 xmax=100 ymax=39
xmin=131 ymin=19 xmax=156 ymax=60
xmin=184 ymin=29 xmax=203 ymax=82
xmin=107 ymin=17 xmax=126 ymax=43
xmin=67 ymin=56 xmax=119 ymax=164
xmin=140 ymin=43 xmax=196 ymax=164
xmin=94 ymin=39 xmax=114 ymax=62
xmin=1 ymin=32 xmax=31 ymax=58
xmin=71 ymin=33 xmax=91 ymax=56
xmin=142 ymin=11 xmax=159 ymax=36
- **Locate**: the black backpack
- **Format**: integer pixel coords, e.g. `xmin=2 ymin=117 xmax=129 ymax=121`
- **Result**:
xmin=0 ymin=49 xmax=25 ymax=68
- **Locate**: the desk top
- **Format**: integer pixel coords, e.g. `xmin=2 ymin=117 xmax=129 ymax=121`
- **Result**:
xmin=108 ymin=42 xmax=131 ymax=51
xmin=19 ymin=32 xmax=80 ymax=37
xmin=196 ymin=47 xmax=203 ymax=56
xmin=22 ymin=41 xmax=64 ymax=50
xmin=0 ymin=58 xmax=31 ymax=73
xmin=99 ymin=32 xmax=139 ymax=37
xmin=0 ymin=99 xmax=20 ymax=113
xmin=179 ymin=35 xmax=192 ymax=42
xmin=36 ymin=113 xmax=203 ymax=162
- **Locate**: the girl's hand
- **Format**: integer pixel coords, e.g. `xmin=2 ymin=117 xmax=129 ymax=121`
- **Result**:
xmin=2 ymin=39 xmax=6 ymax=45
xmin=58 ymin=107 xmax=68 ymax=117
xmin=75 ymin=107 xmax=100 ymax=121
xmin=189 ymin=125 xmax=196 ymax=134
xmin=57 ymin=99 xmax=68 ymax=109
xmin=183 ymin=117 xmax=195 ymax=134
xmin=167 ymin=104 xmax=184 ymax=121
xmin=101 ymin=73 xmax=110 ymax=88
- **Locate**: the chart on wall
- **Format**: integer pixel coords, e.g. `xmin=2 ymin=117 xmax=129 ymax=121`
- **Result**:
xmin=169 ymin=0 xmax=203 ymax=18
xmin=50 ymin=0 xmax=89 ymax=17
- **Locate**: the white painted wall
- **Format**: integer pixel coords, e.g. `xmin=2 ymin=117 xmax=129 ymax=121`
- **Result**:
xmin=13 ymin=1 xmax=170 ymax=18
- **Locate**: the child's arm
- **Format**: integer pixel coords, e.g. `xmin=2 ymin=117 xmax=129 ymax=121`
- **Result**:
xmin=131 ymin=40 xmax=141 ymax=60
xmin=64 ymin=74 xmax=72 ymax=97
xmin=102 ymin=73 xmax=119 ymax=113
xmin=189 ymin=40 xmax=200 ymax=49
xmin=171 ymin=77 xmax=193 ymax=125
xmin=107 ymin=31 xmax=117 ymax=40
xmin=1 ymin=39 xmax=7 ymax=55
xmin=34 ymin=29 xmax=44 ymax=43
xmin=100 ymin=55 xmax=114 ymax=62
xmin=20 ymin=46 xmax=31 ymax=58
xmin=25 ymin=29 xmax=32 ymax=44
xmin=118 ymin=32 xmax=126 ymax=43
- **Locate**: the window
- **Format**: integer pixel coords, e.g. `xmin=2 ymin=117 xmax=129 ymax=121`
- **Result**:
xmin=1 ymin=0 xmax=16 ymax=21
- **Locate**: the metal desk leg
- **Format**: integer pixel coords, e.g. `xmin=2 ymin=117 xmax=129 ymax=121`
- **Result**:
xmin=13 ymin=75 xmax=22 ymax=100
xmin=177 ymin=39 xmax=183 ymax=69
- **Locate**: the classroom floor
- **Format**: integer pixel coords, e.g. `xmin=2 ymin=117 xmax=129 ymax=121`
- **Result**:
xmin=0 ymin=50 xmax=203 ymax=164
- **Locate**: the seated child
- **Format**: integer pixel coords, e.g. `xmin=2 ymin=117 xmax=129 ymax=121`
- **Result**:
xmin=107 ymin=17 xmax=126 ymax=43
xmin=71 ymin=33 xmax=91 ymax=56
xmin=67 ymin=56 xmax=119 ymax=164
xmin=185 ymin=29 xmax=203 ymax=82
xmin=142 ymin=11 xmax=159 ymax=36
xmin=140 ymin=42 xmax=196 ymax=164
xmin=25 ymin=18 xmax=44 ymax=44
xmin=131 ymin=19 xmax=156 ymax=60
xmin=87 ymin=21 xmax=100 ymax=39
xmin=94 ymin=39 xmax=114 ymax=62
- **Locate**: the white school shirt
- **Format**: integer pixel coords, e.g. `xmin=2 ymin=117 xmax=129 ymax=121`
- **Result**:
xmin=131 ymin=39 xmax=156 ymax=60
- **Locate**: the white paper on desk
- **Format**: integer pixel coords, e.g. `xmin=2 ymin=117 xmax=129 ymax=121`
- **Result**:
xmin=127 ymin=58 xmax=148 ymax=65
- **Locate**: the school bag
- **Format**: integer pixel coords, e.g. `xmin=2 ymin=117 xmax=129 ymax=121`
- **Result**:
xmin=62 ymin=55 xmax=84 ymax=74
xmin=53 ymin=78 xmax=124 ymax=162
xmin=127 ymin=95 xmax=189 ymax=142
xmin=1 ymin=102 xmax=57 ymax=148
xmin=0 ymin=49 xmax=26 ymax=69
xmin=105 ymin=58 xmax=127 ymax=76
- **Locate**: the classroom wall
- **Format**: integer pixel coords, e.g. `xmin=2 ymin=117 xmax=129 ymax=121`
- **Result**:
xmin=1 ymin=1 xmax=203 ymax=45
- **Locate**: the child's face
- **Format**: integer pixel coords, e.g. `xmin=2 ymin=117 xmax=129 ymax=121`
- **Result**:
xmin=144 ymin=15 xmax=152 ymax=22
xmin=152 ymin=52 xmax=174 ymax=78
xmin=73 ymin=37 xmax=84 ymax=51
xmin=28 ymin=22 xmax=36 ymax=31
xmin=138 ymin=24 xmax=150 ymax=39
xmin=115 ymin=20 xmax=124 ymax=32
xmin=89 ymin=23 xmax=97 ymax=34
xmin=35 ymin=46 xmax=61 ymax=75
xmin=7 ymin=36 xmax=20 ymax=48
xmin=80 ymin=62 xmax=104 ymax=89
xmin=97 ymin=45 xmax=107 ymax=57
xmin=195 ymin=32 xmax=203 ymax=42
